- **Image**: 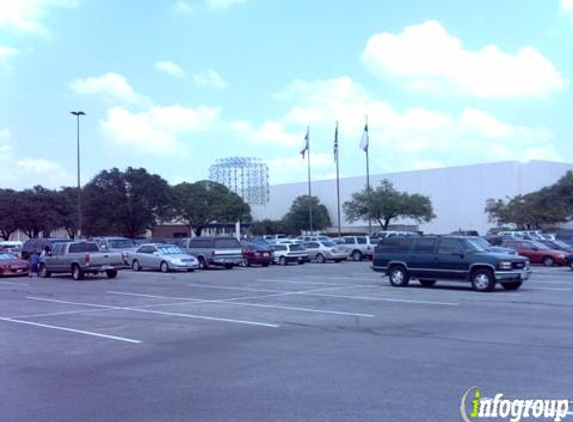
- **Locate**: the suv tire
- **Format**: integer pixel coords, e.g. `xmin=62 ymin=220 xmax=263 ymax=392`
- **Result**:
xmin=352 ymin=250 xmax=362 ymax=261
xmin=72 ymin=264 xmax=84 ymax=281
xmin=198 ymin=257 xmax=209 ymax=270
xmin=388 ymin=265 xmax=410 ymax=287
xmin=471 ymin=269 xmax=495 ymax=292
xmin=106 ymin=270 xmax=118 ymax=279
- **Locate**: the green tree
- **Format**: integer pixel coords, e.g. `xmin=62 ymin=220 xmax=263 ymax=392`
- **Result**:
xmin=83 ymin=167 xmax=173 ymax=238
xmin=0 ymin=189 xmax=20 ymax=240
xmin=343 ymin=180 xmax=435 ymax=230
xmin=282 ymin=195 xmax=331 ymax=234
xmin=13 ymin=186 xmax=61 ymax=238
xmin=53 ymin=187 xmax=79 ymax=239
xmin=172 ymin=180 xmax=251 ymax=236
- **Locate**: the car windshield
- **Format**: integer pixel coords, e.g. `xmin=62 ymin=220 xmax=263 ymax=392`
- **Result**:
xmin=109 ymin=239 xmax=135 ymax=249
xmin=471 ymin=238 xmax=492 ymax=249
xmin=531 ymin=241 xmax=550 ymax=250
xmin=464 ymin=239 xmax=489 ymax=252
xmin=321 ymin=241 xmax=336 ymax=247
xmin=552 ymin=240 xmax=570 ymax=248
xmin=157 ymin=246 xmax=184 ymax=255
xmin=0 ymin=253 xmax=17 ymax=260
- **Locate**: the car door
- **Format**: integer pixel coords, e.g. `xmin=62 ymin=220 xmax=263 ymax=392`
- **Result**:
xmin=408 ymin=238 xmax=438 ymax=278
xmin=435 ymin=238 xmax=467 ymax=280
xmin=302 ymin=242 xmax=319 ymax=260
xmin=137 ymin=246 xmax=155 ymax=269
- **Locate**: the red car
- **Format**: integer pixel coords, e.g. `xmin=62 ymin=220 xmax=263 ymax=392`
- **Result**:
xmin=0 ymin=253 xmax=30 ymax=277
xmin=241 ymin=242 xmax=274 ymax=267
xmin=502 ymin=240 xmax=568 ymax=266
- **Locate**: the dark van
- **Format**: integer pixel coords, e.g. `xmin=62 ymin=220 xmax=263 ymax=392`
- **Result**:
xmin=21 ymin=238 xmax=72 ymax=260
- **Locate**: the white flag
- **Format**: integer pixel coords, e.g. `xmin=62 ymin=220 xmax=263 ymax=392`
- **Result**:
xmin=300 ymin=127 xmax=309 ymax=158
xmin=359 ymin=123 xmax=369 ymax=153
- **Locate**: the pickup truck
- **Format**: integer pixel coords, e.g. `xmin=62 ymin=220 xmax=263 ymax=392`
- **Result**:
xmin=39 ymin=241 xmax=130 ymax=280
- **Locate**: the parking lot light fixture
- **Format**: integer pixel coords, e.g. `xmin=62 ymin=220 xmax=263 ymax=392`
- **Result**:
xmin=70 ymin=111 xmax=86 ymax=238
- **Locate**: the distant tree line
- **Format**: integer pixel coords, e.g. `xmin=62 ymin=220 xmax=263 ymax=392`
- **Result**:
xmin=485 ymin=170 xmax=573 ymax=229
xmin=0 ymin=167 xmax=251 ymax=240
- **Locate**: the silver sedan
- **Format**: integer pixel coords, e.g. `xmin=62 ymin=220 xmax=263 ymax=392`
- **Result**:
xmin=301 ymin=241 xmax=349 ymax=263
xmin=131 ymin=243 xmax=199 ymax=272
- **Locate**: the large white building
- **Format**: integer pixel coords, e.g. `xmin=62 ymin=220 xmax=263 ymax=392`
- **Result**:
xmin=251 ymin=160 xmax=573 ymax=235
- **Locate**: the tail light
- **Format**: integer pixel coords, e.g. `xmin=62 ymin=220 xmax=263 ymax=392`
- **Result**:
xmin=85 ymin=253 xmax=91 ymax=265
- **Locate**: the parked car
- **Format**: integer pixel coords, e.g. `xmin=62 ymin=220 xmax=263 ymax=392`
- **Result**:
xmin=94 ymin=237 xmax=137 ymax=253
xmin=501 ymin=240 xmax=568 ymax=267
xmin=0 ymin=253 xmax=30 ymax=277
xmin=296 ymin=235 xmax=331 ymax=243
xmin=241 ymin=242 xmax=274 ymax=267
xmin=538 ymin=239 xmax=573 ymax=253
xmin=301 ymin=241 xmax=349 ymax=263
xmin=467 ymin=237 xmax=517 ymax=255
xmin=372 ymin=235 xmax=530 ymax=292
xmin=272 ymin=243 xmax=308 ymax=265
xmin=555 ymin=230 xmax=573 ymax=247
xmin=39 ymin=241 xmax=130 ymax=280
xmin=0 ymin=241 xmax=23 ymax=255
xmin=130 ymin=243 xmax=199 ymax=272
xmin=178 ymin=236 xmax=243 ymax=269
xmin=372 ymin=231 xmax=421 ymax=239
xmin=21 ymin=238 xmax=72 ymax=260
xmin=341 ymin=236 xmax=375 ymax=261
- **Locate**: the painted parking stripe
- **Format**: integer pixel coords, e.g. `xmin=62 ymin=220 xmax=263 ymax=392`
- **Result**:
xmin=297 ymin=292 xmax=459 ymax=306
xmin=0 ymin=317 xmax=142 ymax=343
xmin=185 ymin=283 xmax=285 ymax=293
xmin=256 ymin=278 xmax=356 ymax=286
xmin=106 ymin=291 xmax=375 ymax=318
xmin=27 ymin=296 xmax=278 ymax=328
xmin=0 ymin=281 xmax=30 ymax=286
xmin=305 ymin=275 xmax=380 ymax=282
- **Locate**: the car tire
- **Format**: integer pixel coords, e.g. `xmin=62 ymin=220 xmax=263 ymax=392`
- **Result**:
xmin=316 ymin=253 xmax=326 ymax=264
xmin=352 ymin=250 xmax=362 ymax=261
xmin=334 ymin=259 xmax=342 ymax=263
xmin=39 ymin=264 xmax=51 ymax=278
xmin=132 ymin=260 xmax=142 ymax=272
xmin=419 ymin=279 xmax=436 ymax=287
xmin=501 ymin=282 xmax=522 ymax=291
xmin=72 ymin=264 xmax=84 ymax=281
xmin=262 ymin=263 xmax=270 ymax=267
xmin=297 ymin=260 xmax=304 ymax=265
xmin=471 ymin=269 xmax=495 ymax=292
xmin=160 ymin=261 xmax=170 ymax=273
xmin=106 ymin=270 xmax=118 ymax=279
xmin=388 ymin=265 xmax=410 ymax=287
xmin=187 ymin=268 xmax=195 ymax=272
xmin=198 ymin=257 xmax=209 ymax=270
xmin=279 ymin=256 xmax=287 ymax=266
xmin=542 ymin=256 xmax=555 ymax=267
xmin=224 ymin=264 xmax=233 ymax=270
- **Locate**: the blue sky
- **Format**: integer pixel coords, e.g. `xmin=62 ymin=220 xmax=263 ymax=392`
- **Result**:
xmin=1 ymin=0 xmax=572 ymax=189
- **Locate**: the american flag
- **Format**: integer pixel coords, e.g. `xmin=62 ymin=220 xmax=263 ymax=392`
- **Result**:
xmin=333 ymin=121 xmax=339 ymax=162
xmin=300 ymin=127 xmax=309 ymax=158
xmin=359 ymin=122 xmax=369 ymax=153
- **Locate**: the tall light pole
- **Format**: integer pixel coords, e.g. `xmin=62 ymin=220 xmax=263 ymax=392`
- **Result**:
xmin=70 ymin=111 xmax=85 ymax=238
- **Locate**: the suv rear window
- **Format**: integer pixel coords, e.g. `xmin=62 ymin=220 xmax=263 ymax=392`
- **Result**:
xmin=214 ymin=239 xmax=240 ymax=248
xmin=376 ymin=237 xmax=413 ymax=253
xmin=69 ymin=242 xmax=100 ymax=253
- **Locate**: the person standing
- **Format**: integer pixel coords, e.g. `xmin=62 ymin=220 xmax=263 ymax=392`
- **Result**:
xmin=29 ymin=252 xmax=40 ymax=277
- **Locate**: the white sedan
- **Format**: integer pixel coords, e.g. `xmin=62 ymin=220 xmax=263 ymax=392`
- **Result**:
xmin=131 ymin=243 xmax=199 ymax=272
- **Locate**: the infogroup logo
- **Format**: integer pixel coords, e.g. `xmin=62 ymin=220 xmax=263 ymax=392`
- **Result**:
xmin=460 ymin=387 xmax=571 ymax=422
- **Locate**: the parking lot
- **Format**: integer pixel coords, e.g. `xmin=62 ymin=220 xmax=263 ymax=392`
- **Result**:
xmin=1 ymin=262 xmax=572 ymax=422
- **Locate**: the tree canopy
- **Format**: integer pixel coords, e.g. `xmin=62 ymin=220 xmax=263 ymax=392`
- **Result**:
xmin=343 ymin=180 xmax=435 ymax=230
xmin=282 ymin=195 xmax=331 ymax=234
xmin=172 ymin=180 xmax=251 ymax=236
xmin=83 ymin=167 xmax=172 ymax=238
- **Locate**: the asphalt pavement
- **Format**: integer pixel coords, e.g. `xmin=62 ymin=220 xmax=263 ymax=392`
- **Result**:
xmin=1 ymin=262 xmax=572 ymax=422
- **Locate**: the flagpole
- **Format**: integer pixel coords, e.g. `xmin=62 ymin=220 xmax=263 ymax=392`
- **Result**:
xmin=365 ymin=116 xmax=371 ymax=236
xmin=307 ymin=126 xmax=313 ymax=234
xmin=335 ymin=121 xmax=341 ymax=237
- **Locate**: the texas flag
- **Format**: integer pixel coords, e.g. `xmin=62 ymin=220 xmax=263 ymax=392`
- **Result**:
xmin=300 ymin=127 xmax=309 ymax=158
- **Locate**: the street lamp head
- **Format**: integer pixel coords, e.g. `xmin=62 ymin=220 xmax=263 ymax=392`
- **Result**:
xmin=70 ymin=111 xmax=86 ymax=116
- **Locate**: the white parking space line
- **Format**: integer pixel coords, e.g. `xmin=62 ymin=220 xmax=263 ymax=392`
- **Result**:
xmin=297 ymin=292 xmax=459 ymax=306
xmin=27 ymin=296 xmax=278 ymax=328
xmin=0 ymin=317 xmax=142 ymax=343
xmin=106 ymin=291 xmax=375 ymax=318
xmin=0 ymin=281 xmax=30 ymax=286
xmin=305 ymin=275 xmax=379 ymax=282
xmin=8 ymin=308 xmax=115 ymax=319
xmin=255 ymin=278 xmax=356 ymax=286
xmin=185 ymin=283 xmax=285 ymax=293
xmin=528 ymin=287 xmax=571 ymax=292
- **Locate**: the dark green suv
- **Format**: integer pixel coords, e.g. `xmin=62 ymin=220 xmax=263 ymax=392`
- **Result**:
xmin=372 ymin=236 xmax=530 ymax=292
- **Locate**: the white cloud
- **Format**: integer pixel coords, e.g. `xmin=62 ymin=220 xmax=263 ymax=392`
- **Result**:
xmin=69 ymin=72 xmax=148 ymax=105
xmin=191 ymin=69 xmax=228 ymax=89
xmin=362 ymin=20 xmax=567 ymax=98
xmin=171 ymin=0 xmax=194 ymax=14
xmin=100 ymin=104 xmax=220 ymax=155
xmin=561 ymin=0 xmax=573 ymax=13
xmin=0 ymin=0 xmax=76 ymax=35
xmin=205 ymin=0 xmax=249 ymax=10
xmin=0 ymin=129 xmax=75 ymax=188
xmin=154 ymin=60 xmax=186 ymax=78
xmin=0 ymin=45 xmax=19 ymax=61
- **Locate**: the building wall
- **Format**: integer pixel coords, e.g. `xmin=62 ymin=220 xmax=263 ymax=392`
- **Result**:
xmin=251 ymin=160 xmax=573 ymax=235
